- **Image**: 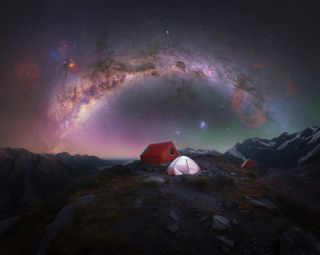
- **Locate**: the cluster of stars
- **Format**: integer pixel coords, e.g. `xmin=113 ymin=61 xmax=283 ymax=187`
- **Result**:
xmin=47 ymin=49 xmax=269 ymax=151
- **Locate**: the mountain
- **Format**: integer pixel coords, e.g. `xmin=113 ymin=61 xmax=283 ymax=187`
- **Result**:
xmin=179 ymin=147 xmax=222 ymax=157
xmin=0 ymin=148 xmax=111 ymax=218
xmin=225 ymin=126 xmax=320 ymax=169
xmin=55 ymin=152 xmax=127 ymax=169
xmin=1 ymin=145 xmax=320 ymax=253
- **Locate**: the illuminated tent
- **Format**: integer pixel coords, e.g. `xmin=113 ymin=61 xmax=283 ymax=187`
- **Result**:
xmin=241 ymin=159 xmax=257 ymax=169
xmin=140 ymin=141 xmax=179 ymax=164
xmin=167 ymin=156 xmax=201 ymax=176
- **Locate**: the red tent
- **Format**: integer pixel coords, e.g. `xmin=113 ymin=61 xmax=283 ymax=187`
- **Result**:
xmin=241 ymin=159 xmax=257 ymax=169
xmin=140 ymin=141 xmax=180 ymax=164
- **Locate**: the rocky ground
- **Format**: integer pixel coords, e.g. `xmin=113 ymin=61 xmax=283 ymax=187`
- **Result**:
xmin=0 ymin=150 xmax=319 ymax=254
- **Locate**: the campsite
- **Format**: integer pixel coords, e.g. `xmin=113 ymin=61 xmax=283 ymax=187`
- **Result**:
xmin=1 ymin=138 xmax=319 ymax=254
xmin=1 ymin=1 xmax=320 ymax=254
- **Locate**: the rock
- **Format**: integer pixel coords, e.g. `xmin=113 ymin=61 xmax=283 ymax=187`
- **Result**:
xmin=135 ymin=196 xmax=144 ymax=208
xmin=232 ymin=219 xmax=238 ymax=225
xmin=217 ymin=235 xmax=235 ymax=247
xmin=280 ymin=227 xmax=320 ymax=255
xmin=76 ymin=194 xmax=96 ymax=206
xmin=168 ymin=223 xmax=179 ymax=233
xmin=245 ymin=196 xmax=277 ymax=210
xmin=199 ymin=215 xmax=210 ymax=223
xmin=212 ymin=215 xmax=231 ymax=231
xmin=239 ymin=209 xmax=251 ymax=215
xmin=169 ymin=210 xmax=179 ymax=221
xmin=144 ymin=176 xmax=166 ymax=186
xmin=0 ymin=215 xmax=21 ymax=235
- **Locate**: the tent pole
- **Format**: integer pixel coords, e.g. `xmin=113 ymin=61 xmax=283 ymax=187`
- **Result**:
xmin=185 ymin=158 xmax=190 ymax=174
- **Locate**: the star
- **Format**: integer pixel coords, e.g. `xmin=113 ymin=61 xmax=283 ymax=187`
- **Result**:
xmin=199 ymin=121 xmax=208 ymax=130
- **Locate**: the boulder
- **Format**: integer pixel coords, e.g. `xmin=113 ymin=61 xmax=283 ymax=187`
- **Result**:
xmin=144 ymin=176 xmax=166 ymax=186
xmin=245 ymin=196 xmax=277 ymax=211
xmin=280 ymin=227 xmax=320 ymax=255
xmin=216 ymin=235 xmax=235 ymax=247
xmin=0 ymin=215 xmax=21 ymax=235
xmin=199 ymin=215 xmax=210 ymax=223
xmin=168 ymin=223 xmax=179 ymax=233
xmin=169 ymin=210 xmax=179 ymax=221
xmin=135 ymin=196 xmax=144 ymax=208
xmin=212 ymin=215 xmax=231 ymax=231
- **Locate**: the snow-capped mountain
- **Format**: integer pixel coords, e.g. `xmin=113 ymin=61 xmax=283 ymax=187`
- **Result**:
xmin=179 ymin=147 xmax=222 ymax=157
xmin=225 ymin=126 xmax=320 ymax=169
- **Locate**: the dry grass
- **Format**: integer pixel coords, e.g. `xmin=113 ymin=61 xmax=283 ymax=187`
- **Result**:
xmin=215 ymin=174 xmax=235 ymax=187
xmin=275 ymin=193 xmax=320 ymax=231
xmin=0 ymin=167 xmax=142 ymax=255
xmin=68 ymin=176 xmax=101 ymax=201
xmin=48 ymin=174 xmax=144 ymax=255
xmin=193 ymin=176 xmax=209 ymax=188
xmin=228 ymin=177 xmax=267 ymax=210
xmin=180 ymin=175 xmax=209 ymax=189
xmin=48 ymin=221 xmax=136 ymax=255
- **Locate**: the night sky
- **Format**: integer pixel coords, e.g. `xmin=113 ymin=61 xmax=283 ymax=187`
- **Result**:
xmin=1 ymin=0 xmax=320 ymax=158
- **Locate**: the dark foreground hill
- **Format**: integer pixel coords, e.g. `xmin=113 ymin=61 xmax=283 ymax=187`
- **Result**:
xmin=0 ymin=146 xmax=319 ymax=254
xmin=0 ymin=148 xmax=118 ymax=219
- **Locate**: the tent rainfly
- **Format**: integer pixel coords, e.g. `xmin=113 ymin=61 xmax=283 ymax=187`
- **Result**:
xmin=167 ymin=156 xmax=201 ymax=176
xmin=140 ymin=141 xmax=180 ymax=164
xmin=241 ymin=159 xmax=257 ymax=169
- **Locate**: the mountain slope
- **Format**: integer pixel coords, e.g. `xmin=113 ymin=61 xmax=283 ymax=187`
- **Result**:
xmin=55 ymin=152 xmax=127 ymax=169
xmin=0 ymin=148 xmax=103 ymax=218
xmin=225 ymin=126 xmax=320 ymax=169
xmin=179 ymin=147 xmax=222 ymax=157
xmin=0 ymin=146 xmax=319 ymax=254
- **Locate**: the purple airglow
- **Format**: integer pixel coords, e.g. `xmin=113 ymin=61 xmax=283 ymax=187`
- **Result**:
xmin=46 ymin=51 xmax=268 ymax=153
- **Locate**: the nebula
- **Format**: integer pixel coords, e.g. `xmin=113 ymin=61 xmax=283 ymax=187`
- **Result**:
xmin=1 ymin=1 xmax=318 ymax=157
xmin=15 ymin=58 xmax=42 ymax=88
xmin=231 ymin=76 xmax=268 ymax=128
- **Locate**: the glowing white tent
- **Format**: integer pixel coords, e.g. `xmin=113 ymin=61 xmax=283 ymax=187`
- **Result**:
xmin=167 ymin=156 xmax=201 ymax=176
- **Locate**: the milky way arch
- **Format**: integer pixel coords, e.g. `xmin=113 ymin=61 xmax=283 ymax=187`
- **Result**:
xmin=47 ymin=50 xmax=268 ymax=152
